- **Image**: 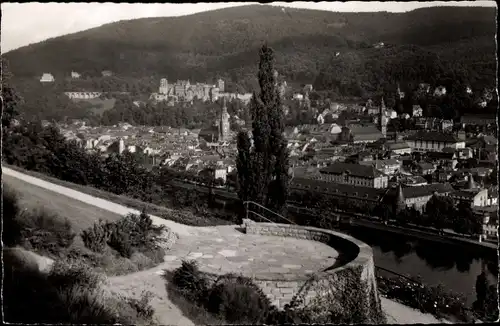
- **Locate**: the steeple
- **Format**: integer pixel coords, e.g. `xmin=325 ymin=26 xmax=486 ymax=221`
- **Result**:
xmin=219 ymin=97 xmax=230 ymax=143
xmin=395 ymin=183 xmax=406 ymax=213
xmin=465 ymin=173 xmax=477 ymax=190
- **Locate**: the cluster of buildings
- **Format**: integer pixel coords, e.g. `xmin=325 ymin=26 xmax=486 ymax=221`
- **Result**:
xmin=284 ymin=99 xmax=497 ymax=240
xmin=150 ymin=77 xmax=253 ymax=105
xmin=39 ymin=70 xmax=113 ymax=83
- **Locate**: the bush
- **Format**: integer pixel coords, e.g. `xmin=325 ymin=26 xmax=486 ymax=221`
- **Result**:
xmin=172 ymin=260 xmax=210 ymax=302
xmin=108 ymin=228 xmax=133 ymax=258
xmin=19 ymin=208 xmax=76 ymax=256
xmin=130 ymin=252 xmax=155 ymax=271
xmin=139 ymin=245 xmax=166 ymax=265
xmin=48 ymin=259 xmax=104 ymax=290
xmin=82 ymin=211 xmax=164 ymax=259
xmin=81 ymin=220 xmax=112 ymax=253
xmin=2 ymin=184 xmax=22 ymax=246
xmin=126 ymin=291 xmax=155 ymax=320
xmin=206 ymin=274 xmax=272 ymax=324
xmin=4 ymin=251 xmax=156 ymax=324
xmin=97 ymin=250 xmax=139 ymax=276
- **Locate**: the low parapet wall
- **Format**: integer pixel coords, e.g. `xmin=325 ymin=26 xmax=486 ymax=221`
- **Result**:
xmin=214 ymin=220 xmax=381 ymax=312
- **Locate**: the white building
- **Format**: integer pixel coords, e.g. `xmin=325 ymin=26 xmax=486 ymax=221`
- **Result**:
xmin=71 ymin=71 xmax=81 ymax=79
xmin=434 ymin=86 xmax=447 ymax=97
xmin=65 ymin=92 xmax=102 ymax=99
xmin=412 ymin=105 xmax=423 ymax=117
xmin=40 ymin=73 xmax=55 ymax=83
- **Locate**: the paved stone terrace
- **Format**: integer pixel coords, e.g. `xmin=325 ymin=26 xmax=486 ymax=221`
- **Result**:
xmin=163 ymin=225 xmax=339 ymax=279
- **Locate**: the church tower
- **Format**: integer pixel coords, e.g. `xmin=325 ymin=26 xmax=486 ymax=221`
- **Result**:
xmin=379 ymin=97 xmax=388 ymax=138
xmin=219 ymin=98 xmax=230 ymax=142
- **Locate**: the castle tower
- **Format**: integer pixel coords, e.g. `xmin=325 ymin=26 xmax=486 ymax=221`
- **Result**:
xmin=219 ymin=98 xmax=230 ymax=142
xmin=159 ymin=78 xmax=169 ymax=95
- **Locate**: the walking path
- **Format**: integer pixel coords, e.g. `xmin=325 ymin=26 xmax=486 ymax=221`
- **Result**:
xmin=3 ymin=166 xmax=451 ymax=324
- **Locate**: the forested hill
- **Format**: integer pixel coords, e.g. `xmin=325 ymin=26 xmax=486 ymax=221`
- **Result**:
xmin=4 ymin=4 xmax=497 ymax=94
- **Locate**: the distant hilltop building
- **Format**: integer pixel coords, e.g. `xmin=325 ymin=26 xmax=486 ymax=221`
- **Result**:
xmin=40 ymin=73 xmax=55 ymax=83
xmin=151 ymin=77 xmax=217 ymax=103
xmin=71 ymin=71 xmax=81 ymax=79
xmin=151 ymin=77 xmax=251 ymax=104
xmin=65 ymin=92 xmax=102 ymax=99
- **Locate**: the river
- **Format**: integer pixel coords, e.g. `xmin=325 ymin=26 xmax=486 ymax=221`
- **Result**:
xmin=343 ymin=225 xmax=498 ymax=306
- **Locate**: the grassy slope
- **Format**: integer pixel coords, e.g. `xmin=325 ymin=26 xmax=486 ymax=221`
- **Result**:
xmin=4 ymin=174 xmax=123 ymax=234
xmin=3 ymin=164 xmax=232 ymax=226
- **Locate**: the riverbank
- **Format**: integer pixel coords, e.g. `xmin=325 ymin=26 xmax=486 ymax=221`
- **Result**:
xmin=349 ymin=218 xmax=497 ymax=254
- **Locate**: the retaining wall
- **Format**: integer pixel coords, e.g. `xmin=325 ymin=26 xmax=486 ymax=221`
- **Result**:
xmin=218 ymin=219 xmax=381 ymax=312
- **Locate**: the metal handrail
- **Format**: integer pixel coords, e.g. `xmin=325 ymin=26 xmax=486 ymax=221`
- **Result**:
xmin=243 ymin=200 xmax=297 ymax=225
xmin=247 ymin=211 xmax=277 ymax=224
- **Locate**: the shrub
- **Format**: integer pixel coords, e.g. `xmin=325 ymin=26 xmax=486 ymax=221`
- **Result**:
xmin=2 ymin=184 xmax=22 ymax=246
xmin=206 ymin=274 xmax=272 ymax=324
xmin=147 ymin=244 xmax=167 ymax=261
xmin=172 ymin=260 xmax=210 ymax=302
xmin=48 ymin=259 xmax=104 ymax=290
xmin=4 ymin=251 xmax=156 ymax=324
xmin=81 ymin=220 xmax=112 ymax=253
xmin=97 ymin=251 xmax=139 ymax=276
xmin=108 ymin=228 xmax=133 ymax=258
xmin=130 ymin=252 xmax=155 ymax=270
xmin=19 ymin=208 xmax=76 ymax=256
xmin=126 ymin=291 xmax=155 ymax=320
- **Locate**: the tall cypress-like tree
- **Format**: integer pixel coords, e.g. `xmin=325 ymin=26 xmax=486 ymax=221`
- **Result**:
xmin=236 ymin=44 xmax=289 ymax=215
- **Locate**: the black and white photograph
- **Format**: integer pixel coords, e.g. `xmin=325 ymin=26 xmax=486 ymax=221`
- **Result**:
xmin=1 ymin=1 xmax=498 ymax=324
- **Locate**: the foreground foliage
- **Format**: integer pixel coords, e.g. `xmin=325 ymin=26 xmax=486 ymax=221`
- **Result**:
xmin=376 ymin=273 xmax=474 ymax=322
xmin=170 ymin=261 xmax=385 ymax=324
xmin=3 ymin=250 xmax=156 ymax=324
xmin=81 ymin=210 xmax=166 ymax=262
xmin=3 ymin=184 xmax=76 ymax=257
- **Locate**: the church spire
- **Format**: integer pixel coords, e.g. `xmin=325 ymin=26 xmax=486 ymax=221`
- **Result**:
xmin=395 ymin=183 xmax=406 ymax=213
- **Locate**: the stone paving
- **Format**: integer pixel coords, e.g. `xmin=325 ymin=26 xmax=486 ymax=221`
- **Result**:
xmin=163 ymin=225 xmax=339 ymax=278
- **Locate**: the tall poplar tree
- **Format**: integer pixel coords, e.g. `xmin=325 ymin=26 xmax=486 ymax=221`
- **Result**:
xmin=237 ymin=44 xmax=289 ymax=215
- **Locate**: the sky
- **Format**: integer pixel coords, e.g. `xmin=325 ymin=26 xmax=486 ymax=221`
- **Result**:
xmin=1 ymin=1 xmax=497 ymax=53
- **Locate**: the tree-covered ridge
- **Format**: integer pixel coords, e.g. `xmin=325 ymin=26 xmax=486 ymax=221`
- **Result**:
xmin=4 ymin=5 xmax=496 ymax=94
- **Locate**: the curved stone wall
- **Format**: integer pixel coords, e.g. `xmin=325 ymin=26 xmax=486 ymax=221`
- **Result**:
xmin=212 ymin=219 xmax=381 ymax=311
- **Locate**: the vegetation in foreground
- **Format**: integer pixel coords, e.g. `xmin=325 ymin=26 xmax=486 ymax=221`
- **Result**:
xmin=3 ymin=248 xmax=156 ymax=324
xmin=2 ymin=184 xmax=166 ymax=324
xmin=2 ymin=184 xmax=169 ymax=276
xmin=169 ymin=260 xmax=386 ymax=325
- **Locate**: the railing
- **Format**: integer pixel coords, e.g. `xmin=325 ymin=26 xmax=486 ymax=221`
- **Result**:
xmin=243 ymin=201 xmax=297 ymax=225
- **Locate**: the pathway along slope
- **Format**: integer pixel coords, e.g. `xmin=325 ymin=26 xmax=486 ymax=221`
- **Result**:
xmin=2 ymin=167 xmax=450 ymax=324
xmin=2 ymin=167 xmax=201 ymax=237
